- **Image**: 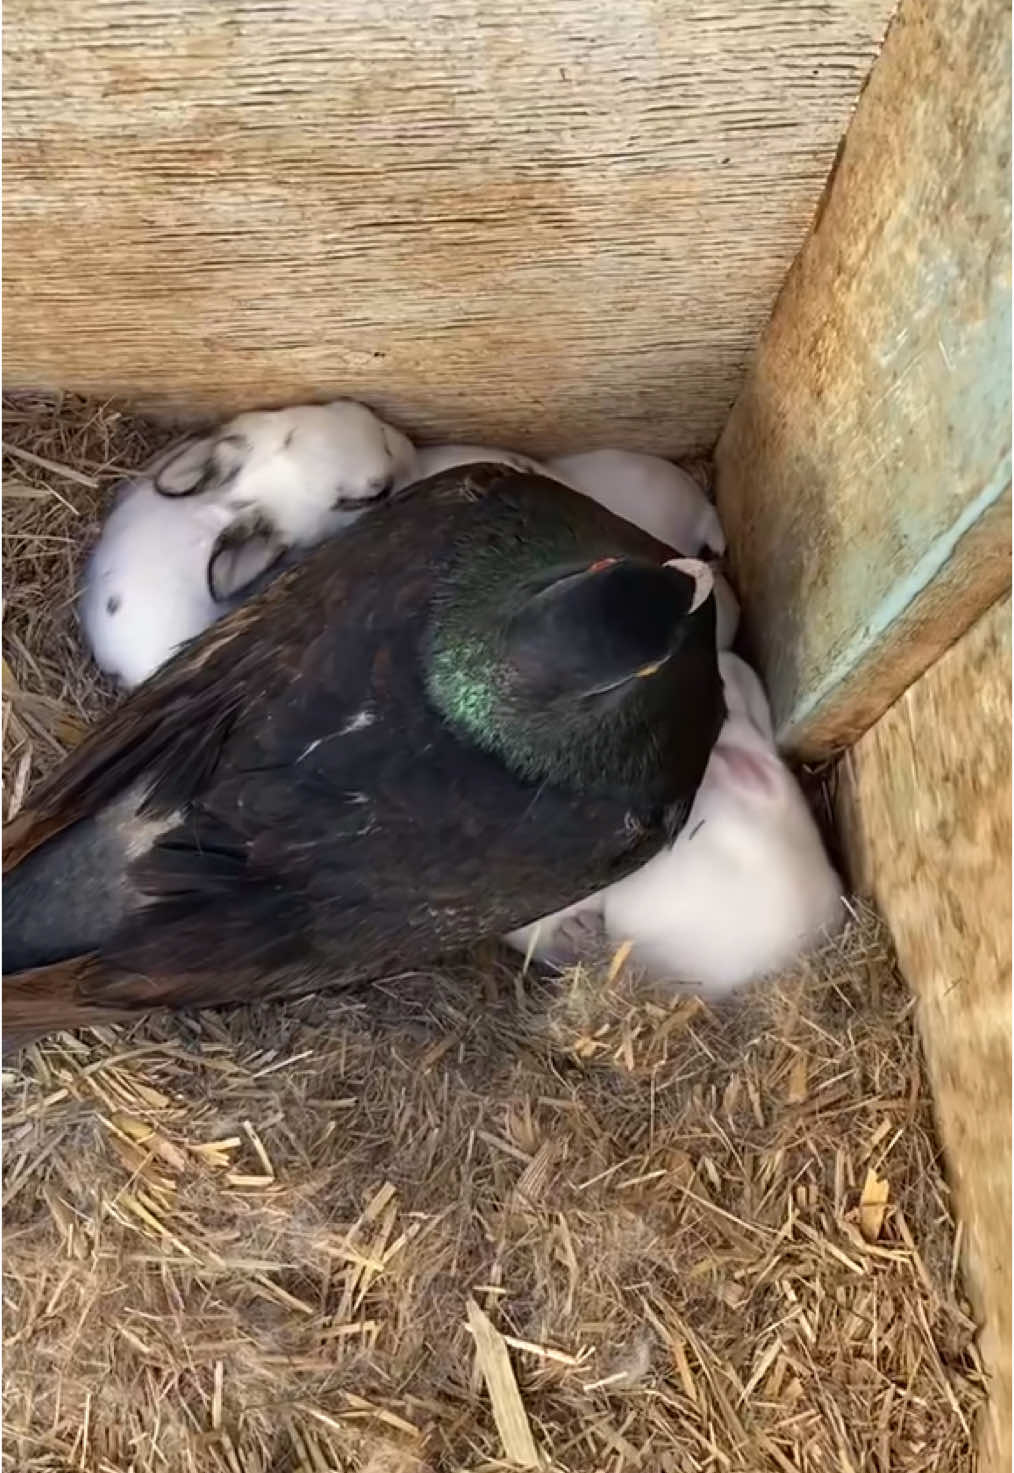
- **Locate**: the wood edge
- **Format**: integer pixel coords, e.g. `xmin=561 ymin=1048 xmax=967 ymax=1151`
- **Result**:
xmin=776 ymin=484 xmax=1012 ymax=759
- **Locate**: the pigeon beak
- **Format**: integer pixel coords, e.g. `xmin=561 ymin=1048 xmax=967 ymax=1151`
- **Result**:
xmin=664 ymin=557 xmax=714 ymax=613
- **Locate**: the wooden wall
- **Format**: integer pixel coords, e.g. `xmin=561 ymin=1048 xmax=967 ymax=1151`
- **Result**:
xmin=2 ymin=0 xmax=894 ymax=454
xmin=711 ymin=4 xmax=1012 ymax=1452
xmin=715 ymin=0 xmax=1011 ymax=758
xmin=838 ymin=597 xmax=1012 ymax=1472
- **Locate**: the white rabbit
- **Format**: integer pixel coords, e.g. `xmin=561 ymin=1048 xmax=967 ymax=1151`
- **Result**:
xmin=398 ymin=443 xmax=562 ymax=487
xmin=704 ymin=571 xmax=739 ymax=650
xmin=81 ymin=482 xmax=248 ymax=690
xmin=549 ymin=449 xmax=724 ymax=555
xmin=507 ymin=652 xmax=845 ymax=998
xmin=151 ymin=400 xmax=417 ymax=550
xmin=548 ymin=450 xmax=739 ymax=649
xmin=80 ymin=400 xmax=417 ymax=689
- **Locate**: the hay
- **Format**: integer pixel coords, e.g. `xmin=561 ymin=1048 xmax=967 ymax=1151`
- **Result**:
xmin=1 ymin=394 xmax=986 ymax=1472
xmin=1 ymin=391 xmax=176 ymax=807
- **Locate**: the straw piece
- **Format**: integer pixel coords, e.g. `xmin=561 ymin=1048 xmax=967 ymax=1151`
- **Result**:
xmin=860 ymin=1166 xmax=890 ymax=1242
xmin=465 ymin=1300 xmax=541 ymax=1467
xmin=2 ymin=440 xmax=99 ymax=488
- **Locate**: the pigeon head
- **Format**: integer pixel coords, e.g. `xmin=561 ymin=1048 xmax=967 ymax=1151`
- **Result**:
xmin=502 ymin=554 xmax=714 ymax=701
xmin=426 ymin=507 xmax=725 ymax=809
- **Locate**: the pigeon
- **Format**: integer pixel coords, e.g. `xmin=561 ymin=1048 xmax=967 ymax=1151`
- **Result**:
xmin=6 ymin=463 xmax=725 ymax=1040
xmin=548 ymin=449 xmax=739 ymax=648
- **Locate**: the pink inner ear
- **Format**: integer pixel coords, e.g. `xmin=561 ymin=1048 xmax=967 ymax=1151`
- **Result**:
xmin=709 ymin=743 xmax=779 ymax=797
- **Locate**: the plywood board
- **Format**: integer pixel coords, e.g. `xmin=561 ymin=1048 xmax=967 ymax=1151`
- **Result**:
xmin=3 ymin=1 xmax=893 ymax=454
xmin=715 ymin=0 xmax=1011 ymax=757
xmin=837 ymin=597 xmax=1012 ymax=1472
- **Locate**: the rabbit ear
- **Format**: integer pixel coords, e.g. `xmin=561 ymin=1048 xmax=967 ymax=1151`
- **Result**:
xmin=207 ymin=433 xmax=248 ymax=489
xmin=149 ymin=433 xmax=218 ymax=497
xmin=207 ymin=511 xmax=288 ymax=602
xmin=152 ymin=431 xmax=248 ymax=498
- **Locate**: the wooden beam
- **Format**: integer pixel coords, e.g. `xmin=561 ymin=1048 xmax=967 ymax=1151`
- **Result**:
xmin=715 ymin=0 xmax=1011 ymax=758
xmin=837 ymin=597 xmax=1012 ymax=1473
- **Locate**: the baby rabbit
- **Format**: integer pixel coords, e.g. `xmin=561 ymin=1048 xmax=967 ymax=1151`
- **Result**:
xmin=549 ymin=449 xmax=725 ymax=556
xmin=399 ymin=443 xmax=560 ymax=486
xmin=507 ymin=652 xmax=845 ymax=998
xmin=548 ymin=450 xmax=739 ymax=648
xmin=80 ymin=401 xmax=417 ymax=689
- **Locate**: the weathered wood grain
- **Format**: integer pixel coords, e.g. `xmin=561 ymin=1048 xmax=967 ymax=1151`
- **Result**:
xmin=3 ymin=0 xmax=893 ymax=453
xmin=715 ymin=0 xmax=1012 ymax=756
xmin=837 ymin=597 xmax=1012 ymax=1473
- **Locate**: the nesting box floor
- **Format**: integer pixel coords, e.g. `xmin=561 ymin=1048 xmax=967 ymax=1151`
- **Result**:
xmin=1 ymin=397 xmax=984 ymax=1471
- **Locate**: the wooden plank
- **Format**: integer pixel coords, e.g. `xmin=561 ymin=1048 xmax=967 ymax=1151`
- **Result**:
xmin=714 ymin=0 xmax=1011 ymax=757
xmin=2 ymin=0 xmax=893 ymax=455
xmin=837 ymin=597 xmax=1012 ymax=1472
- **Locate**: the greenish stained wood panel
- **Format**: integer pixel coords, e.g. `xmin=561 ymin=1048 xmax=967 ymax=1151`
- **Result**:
xmin=715 ymin=0 xmax=1012 ymax=758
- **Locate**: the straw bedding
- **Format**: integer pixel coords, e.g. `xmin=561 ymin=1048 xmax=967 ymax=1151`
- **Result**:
xmin=2 ymin=394 xmax=985 ymax=1472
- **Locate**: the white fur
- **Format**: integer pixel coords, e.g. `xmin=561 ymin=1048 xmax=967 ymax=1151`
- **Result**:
xmin=213 ymin=401 xmax=416 ymax=544
xmin=548 ymin=449 xmax=738 ymax=649
xmin=401 ymin=443 xmax=561 ymax=486
xmin=548 ymin=449 xmax=725 ymax=557
xmin=708 ymin=576 xmax=740 ymax=652
xmin=80 ymin=482 xmax=240 ymax=689
xmin=507 ymin=652 xmax=845 ymax=997
xmin=80 ymin=401 xmax=417 ymax=689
